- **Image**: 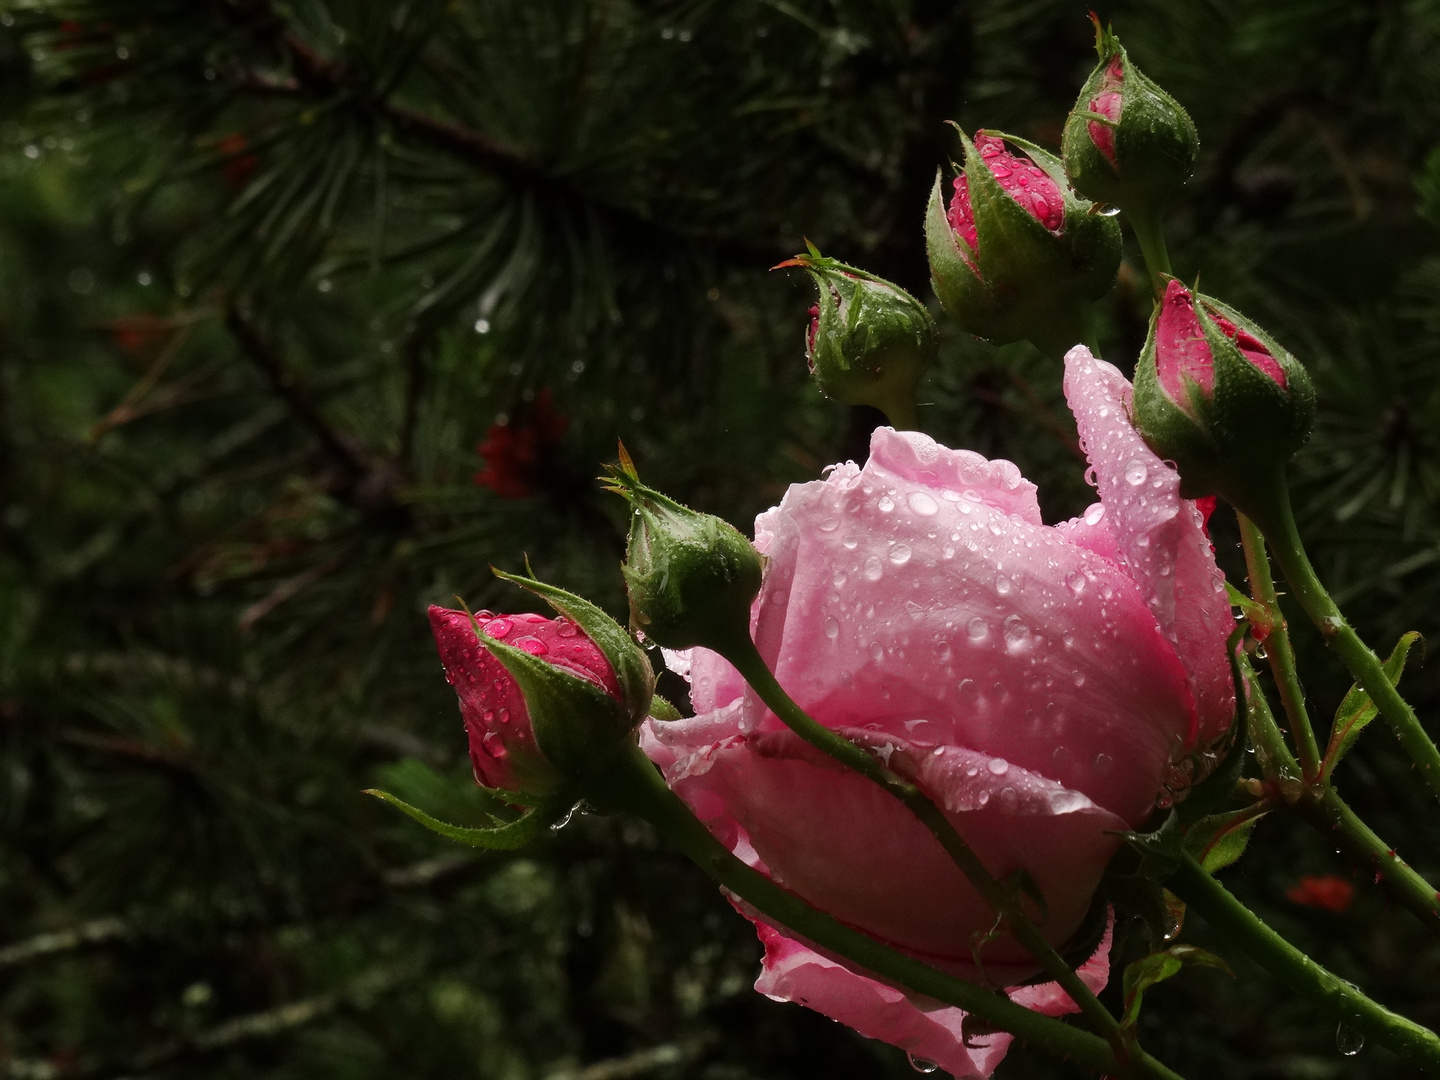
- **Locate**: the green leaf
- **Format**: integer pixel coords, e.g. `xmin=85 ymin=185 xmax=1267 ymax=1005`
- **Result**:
xmin=365 ymin=789 xmax=567 ymax=850
xmin=1184 ymin=808 xmax=1267 ymax=873
xmin=649 ymin=694 xmax=682 ymax=722
xmin=492 ymin=566 xmax=655 ymax=724
xmin=1325 ymin=631 xmax=1422 ymax=776
xmin=1122 ymin=944 xmax=1233 ymax=1030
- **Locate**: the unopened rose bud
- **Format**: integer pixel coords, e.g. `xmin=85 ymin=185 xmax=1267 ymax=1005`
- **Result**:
xmin=926 ymin=129 xmax=1120 ymax=359
xmin=1133 ymin=280 xmax=1315 ymax=512
xmin=1062 ymin=20 xmax=1199 ymax=216
xmin=604 ymin=450 xmax=764 ymax=652
xmin=428 ymin=575 xmax=655 ymax=796
xmin=778 ymin=248 xmax=935 ymax=430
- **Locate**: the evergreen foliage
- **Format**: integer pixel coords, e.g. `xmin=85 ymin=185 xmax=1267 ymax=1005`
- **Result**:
xmin=1 ymin=0 xmax=1438 ymax=1076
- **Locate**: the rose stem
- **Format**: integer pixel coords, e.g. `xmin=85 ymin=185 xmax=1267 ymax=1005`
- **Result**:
xmin=1126 ymin=198 xmax=1171 ymax=299
xmin=719 ymin=633 xmax=1132 ymax=1061
xmin=592 ymin=741 xmax=1187 ymax=1080
xmin=1169 ymin=850 xmax=1440 ymax=1069
xmin=1239 ymin=661 xmax=1440 ymax=935
xmin=1248 ymin=476 xmax=1440 ymax=801
xmin=1293 ymin=786 xmax=1440 ymax=936
xmin=1236 ymin=512 xmax=1322 ymax=780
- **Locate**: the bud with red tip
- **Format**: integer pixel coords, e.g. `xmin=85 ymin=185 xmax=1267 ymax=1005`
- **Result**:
xmin=428 ymin=571 xmax=656 ymax=799
xmin=926 ymin=129 xmax=1121 ymax=358
xmin=1062 ymin=21 xmax=1199 ymax=217
xmin=779 ymin=246 xmax=935 ymax=429
xmin=1132 ymin=280 xmax=1315 ymax=513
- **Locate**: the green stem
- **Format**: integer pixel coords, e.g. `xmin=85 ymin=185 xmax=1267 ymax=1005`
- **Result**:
xmin=1170 ymin=852 xmax=1440 ymax=1068
xmin=1293 ymin=786 xmax=1440 ymax=938
xmin=874 ymin=390 xmax=920 ymax=432
xmin=1252 ymin=481 xmax=1440 ymax=801
xmin=1236 ymin=513 xmax=1322 ymax=781
xmin=1239 ymin=659 xmax=1304 ymax=791
xmin=1025 ymin=303 xmax=1099 ymax=365
xmin=592 ymin=742 xmax=1186 ymax=1080
xmin=719 ymin=633 xmax=1130 ymax=1060
xmin=1127 ymin=200 xmax=1172 ymax=299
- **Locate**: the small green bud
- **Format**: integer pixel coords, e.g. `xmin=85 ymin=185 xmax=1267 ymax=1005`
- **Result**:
xmin=926 ymin=129 xmax=1121 ymax=358
xmin=603 ymin=447 xmax=764 ymax=652
xmin=1133 ymin=280 xmax=1315 ymax=515
xmin=778 ymin=246 xmax=935 ymax=429
xmin=1062 ymin=19 xmax=1200 ymax=216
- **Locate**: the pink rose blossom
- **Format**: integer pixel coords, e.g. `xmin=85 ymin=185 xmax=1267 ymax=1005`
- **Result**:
xmin=642 ymin=346 xmax=1234 ymax=1076
xmin=1155 ymin=279 xmax=1288 ymax=411
xmin=429 ymin=606 xmax=620 ymax=795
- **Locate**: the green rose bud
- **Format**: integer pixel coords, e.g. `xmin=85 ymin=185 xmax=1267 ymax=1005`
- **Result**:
xmin=603 ymin=447 xmax=764 ymax=653
xmin=778 ymin=246 xmax=936 ymax=430
xmin=1062 ymin=19 xmax=1200 ymax=217
xmin=1133 ymin=280 xmax=1315 ymax=517
xmin=926 ymin=129 xmax=1121 ymax=361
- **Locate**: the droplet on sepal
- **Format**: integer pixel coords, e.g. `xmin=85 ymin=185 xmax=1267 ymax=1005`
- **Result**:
xmin=907 ymin=1054 xmax=940 ymax=1073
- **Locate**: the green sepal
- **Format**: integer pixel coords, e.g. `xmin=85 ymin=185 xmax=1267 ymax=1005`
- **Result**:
xmin=364 ymin=788 xmax=570 ymax=850
xmin=1185 ymin=808 xmax=1267 ymax=873
xmin=480 ymin=629 xmax=634 ymax=782
xmin=1323 ymin=631 xmax=1423 ymax=781
xmin=491 ymin=565 xmax=655 ymax=726
xmin=1121 ymin=944 xmax=1232 ymax=1031
xmin=1117 ymin=809 xmax=1184 ymax=883
xmin=1061 ymin=19 xmax=1199 ymax=214
xmin=649 ymin=694 xmax=683 ymax=722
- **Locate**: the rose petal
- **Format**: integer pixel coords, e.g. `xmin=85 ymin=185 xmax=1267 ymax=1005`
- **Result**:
xmin=749 ymin=911 xmax=1113 ymax=1079
xmin=1062 ymin=346 xmax=1236 ymax=746
xmin=645 ymin=714 xmax=1126 ymax=972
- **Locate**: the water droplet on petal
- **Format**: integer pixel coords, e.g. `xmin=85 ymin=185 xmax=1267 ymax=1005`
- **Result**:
xmin=889 ymin=544 xmax=912 ymax=565
xmin=833 ymin=569 xmax=848 ymax=588
xmin=481 ymin=730 xmax=507 ymax=758
xmin=863 ymin=556 xmax=884 ymax=581
xmin=869 ymin=640 xmax=885 ymax=662
xmin=819 ymin=518 xmax=840 ymax=532
xmin=987 ymin=757 xmax=1009 ymax=776
xmin=824 ymin=616 xmax=840 ymax=639
xmin=878 ymin=494 xmax=896 ymax=512
xmin=908 ymin=1054 xmax=940 ymax=1074
xmin=1094 ymin=752 xmax=1113 ymax=774
xmin=1066 ymin=571 xmax=1086 ymax=595
xmin=515 ymin=636 xmax=548 ymax=656
xmin=497 ymin=708 xmax=511 ymax=724
xmin=995 ymin=575 xmax=1012 ymax=595
xmin=1124 ymin=459 xmax=1148 ymax=486
xmin=484 ymin=618 xmax=513 ymax=638
xmin=967 ymin=617 xmax=988 ymax=642
xmin=908 ymin=491 xmax=939 ymax=517
xmin=556 ymin=620 xmax=578 ymax=638
xmin=1084 ymin=504 xmax=1106 ymax=526
xmin=1003 ymin=615 xmax=1031 ymax=651
xmin=842 ymin=534 xmax=859 ymax=550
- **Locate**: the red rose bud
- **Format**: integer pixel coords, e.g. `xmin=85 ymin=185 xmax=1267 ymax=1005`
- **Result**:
xmin=1062 ymin=19 xmax=1199 ymax=216
xmin=603 ymin=448 xmax=764 ymax=653
xmin=1132 ymin=280 xmax=1315 ymax=513
xmin=926 ymin=129 xmax=1120 ymax=359
xmin=429 ymin=575 xmax=656 ymax=796
xmin=473 ymin=389 xmax=569 ymax=499
xmin=779 ymin=247 xmax=935 ymax=430
xmin=1286 ymin=874 xmax=1356 ymax=914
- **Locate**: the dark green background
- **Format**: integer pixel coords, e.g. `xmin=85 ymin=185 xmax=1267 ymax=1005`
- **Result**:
xmin=2 ymin=1 xmax=1439 ymax=1077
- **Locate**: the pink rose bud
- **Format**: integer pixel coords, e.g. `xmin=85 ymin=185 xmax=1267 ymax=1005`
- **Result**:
xmin=926 ymin=129 xmax=1120 ymax=358
xmin=429 ymin=605 xmax=626 ymax=797
xmin=1062 ymin=19 xmax=1199 ymax=216
xmin=1133 ymin=280 xmax=1315 ymax=513
xmin=642 ymin=348 xmax=1234 ymax=1076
